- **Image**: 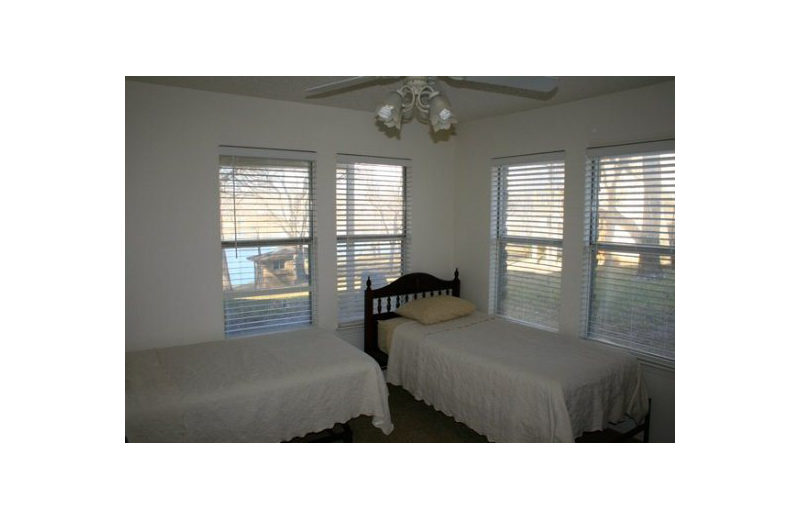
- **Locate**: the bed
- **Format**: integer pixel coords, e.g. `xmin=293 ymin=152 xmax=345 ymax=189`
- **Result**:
xmin=126 ymin=327 xmax=393 ymax=442
xmin=364 ymin=270 xmax=649 ymax=443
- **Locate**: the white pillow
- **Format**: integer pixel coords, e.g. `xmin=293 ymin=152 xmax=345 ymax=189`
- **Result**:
xmin=395 ymin=295 xmax=476 ymax=325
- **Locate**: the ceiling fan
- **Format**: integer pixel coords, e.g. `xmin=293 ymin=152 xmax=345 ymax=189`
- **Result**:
xmin=304 ymin=76 xmax=559 ymax=133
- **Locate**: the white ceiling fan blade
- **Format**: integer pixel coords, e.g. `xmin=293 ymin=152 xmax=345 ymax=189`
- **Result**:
xmin=304 ymin=76 xmax=378 ymax=94
xmin=458 ymin=76 xmax=559 ymax=93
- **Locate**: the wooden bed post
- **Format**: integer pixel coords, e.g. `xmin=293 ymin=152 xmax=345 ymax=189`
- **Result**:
xmin=453 ymin=268 xmax=460 ymax=297
xmin=364 ymin=276 xmax=374 ymax=356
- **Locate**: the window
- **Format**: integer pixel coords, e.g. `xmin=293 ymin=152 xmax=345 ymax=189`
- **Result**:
xmin=336 ymin=155 xmax=410 ymax=325
xmin=490 ymin=152 xmax=565 ymax=330
xmin=584 ymin=141 xmax=675 ymax=360
xmin=218 ymin=147 xmax=316 ymax=337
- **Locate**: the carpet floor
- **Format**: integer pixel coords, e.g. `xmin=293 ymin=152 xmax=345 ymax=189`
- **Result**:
xmin=348 ymin=384 xmax=488 ymax=443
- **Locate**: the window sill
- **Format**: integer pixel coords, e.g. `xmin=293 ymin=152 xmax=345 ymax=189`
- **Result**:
xmin=634 ymin=353 xmax=675 ymax=372
xmin=224 ymin=323 xmax=314 ymax=340
xmin=337 ymin=321 xmax=364 ymax=331
xmin=587 ymin=337 xmax=675 ymax=372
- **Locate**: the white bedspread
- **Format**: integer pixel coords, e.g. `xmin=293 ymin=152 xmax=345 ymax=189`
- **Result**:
xmin=126 ymin=327 xmax=393 ymax=442
xmin=386 ymin=313 xmax=647 ymax=442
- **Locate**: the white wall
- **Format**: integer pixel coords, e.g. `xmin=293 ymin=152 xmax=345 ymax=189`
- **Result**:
xmin=126 ymin=81 xmax=456 ymax=351
xmin=453 ymin=80 xmax=676 ymax=441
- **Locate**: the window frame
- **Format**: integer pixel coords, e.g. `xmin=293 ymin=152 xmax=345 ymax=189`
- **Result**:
xmin=583 ymin=140 xmax=675 ymax=362
xmin=335 ymin=154 xmax=411 ymax=326
xmin=489 ymin=151 xmax=566 ymax=331
xmin=218 ymin=146 xmax=317 ymax=338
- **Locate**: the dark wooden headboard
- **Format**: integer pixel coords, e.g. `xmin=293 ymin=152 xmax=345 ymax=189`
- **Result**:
xmin=364 ymin=269 xmax=460 ymax=367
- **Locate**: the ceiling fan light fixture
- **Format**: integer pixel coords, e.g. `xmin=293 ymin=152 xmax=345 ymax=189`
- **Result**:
xmin=306 ymin=76 xmax=559 ymax=136
xmin=428 ymin=92 xmax=457 ymax=132
xmin=375 ymin=91 xmax=403 ymax=129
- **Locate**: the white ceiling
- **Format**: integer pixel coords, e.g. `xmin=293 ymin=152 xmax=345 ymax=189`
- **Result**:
xmin=128 ymin=76 xmax=673 ymax=122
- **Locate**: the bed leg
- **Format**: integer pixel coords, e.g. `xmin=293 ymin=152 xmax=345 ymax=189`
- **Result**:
xmin=643 ymin=398 xmax=652 ymax=443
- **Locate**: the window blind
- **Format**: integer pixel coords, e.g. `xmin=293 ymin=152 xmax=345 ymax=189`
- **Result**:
xmin=219 ymin=147 xmax=316 ymax=337
xmin=490 ymin=152 xmax=565 ymax=330
xmin=584 ymin=141 xmax=675 ymax=360
xmin=336 ymin=155 xmax=410 ymax=325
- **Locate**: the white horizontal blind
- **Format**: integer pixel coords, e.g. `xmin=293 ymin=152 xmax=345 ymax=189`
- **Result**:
xmin=219 ymin=149 xmax=316 ymax=337
xmin=490 ymin=152 xmax=565 ymax=330
xmin=336 ymin=155 xmax=410 ymax=324
xmin=584 ymin=141 xmax=675 ymax=360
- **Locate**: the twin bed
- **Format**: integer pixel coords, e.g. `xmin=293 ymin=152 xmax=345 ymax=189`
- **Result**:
xmin=365 ymin=270 xmax=650 ymax=443
xmin=126 ymin=327 xmax=392 ymax=442
xmin=126 ymin=270 xmax=649 ymax=443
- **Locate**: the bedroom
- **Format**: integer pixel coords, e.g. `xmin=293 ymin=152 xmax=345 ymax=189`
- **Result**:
xmin=125 ymin=76 xmax=675 ymax=443
xmin=7 ymin=0 xmax=799 ymax=517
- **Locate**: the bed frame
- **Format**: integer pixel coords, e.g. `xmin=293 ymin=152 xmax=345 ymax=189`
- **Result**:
xmin=363 ymin=269 xmax=652 ymax=442
xmin=364 ymin=269 xmax=460 ymax=368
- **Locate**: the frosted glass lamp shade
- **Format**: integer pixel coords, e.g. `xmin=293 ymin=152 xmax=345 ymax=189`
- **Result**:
xmin=375 ymin=92 xmax=404 ymax=129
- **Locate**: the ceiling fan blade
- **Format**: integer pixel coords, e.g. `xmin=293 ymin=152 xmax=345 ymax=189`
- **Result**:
xmin=304 ymin=76 xmax=378 ymax=94
xmin=458 ymin=76 xmax=559 ymax=93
